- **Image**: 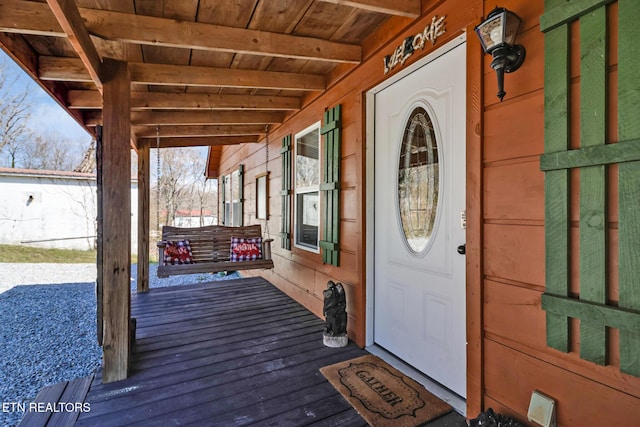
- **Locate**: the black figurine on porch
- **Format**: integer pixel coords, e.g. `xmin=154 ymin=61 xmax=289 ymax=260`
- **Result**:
xmin=322 ymin=281 xmax=348 ymax=348
xmin=468 ymin=408 xmax=526 ymax=427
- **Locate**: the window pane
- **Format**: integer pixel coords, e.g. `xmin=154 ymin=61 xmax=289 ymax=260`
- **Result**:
xmin=296 ymin=128 xmax=320 ymax=188
xmin=231 ymin=170 xmax=240 ymax=201
xmin=224 ymin=202 xmax=231 ymax=226
xmin=232 ymin=202 xmax=241 ymax=226
xmin=256 ymin=175 xmax=267 ymax=219
xmin=224 ymin=175 xmax=231 ymax=201
xmin=296 ymin=192 xmax=319 ymax=248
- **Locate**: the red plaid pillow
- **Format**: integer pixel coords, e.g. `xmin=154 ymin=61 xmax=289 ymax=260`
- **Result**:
xmin=163 ymin=240 xmax=194 ymax=265
xmin=230 ymin=237 xmax=262 ymax=261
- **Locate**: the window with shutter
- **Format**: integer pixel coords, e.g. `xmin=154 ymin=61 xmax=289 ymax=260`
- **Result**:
xmin=540 ymin=0 xmax=640 ymax=375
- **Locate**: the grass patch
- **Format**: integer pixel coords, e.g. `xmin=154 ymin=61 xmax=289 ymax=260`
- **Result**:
xmin=0 ymin=245 xmax=139 ymax=264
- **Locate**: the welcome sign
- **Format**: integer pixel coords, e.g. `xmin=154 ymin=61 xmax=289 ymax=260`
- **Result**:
xmin=383 ymin=15 xmax=447 ymax=74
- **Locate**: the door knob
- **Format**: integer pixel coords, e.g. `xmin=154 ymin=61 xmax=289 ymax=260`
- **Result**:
xmin=457 ymin=244 xmax=466 ymax=255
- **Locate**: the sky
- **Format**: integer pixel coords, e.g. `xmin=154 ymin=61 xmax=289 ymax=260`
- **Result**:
xmin=0 ymin=50 xmax=212 ymax=173
xmin=1 ymin=50 xmax=93 ymax=147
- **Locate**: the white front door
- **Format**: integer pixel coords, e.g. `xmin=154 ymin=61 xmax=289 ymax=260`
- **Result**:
xmin=373 ymin=40 xmax=467 ymax=397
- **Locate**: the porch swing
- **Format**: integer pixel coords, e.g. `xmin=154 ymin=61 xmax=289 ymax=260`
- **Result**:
xmin=155 ymin=127 xmax=274 ymax=278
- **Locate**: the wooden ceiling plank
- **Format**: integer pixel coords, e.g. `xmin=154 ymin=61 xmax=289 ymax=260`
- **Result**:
xmin=46 ymin=0 xmax=104 ymax=92
xmin=133 ymin=124 xmax=266 ymax=138
xmin=0 ymin=0 xmax=64 ymax=36
xmin=315 ymin=0 xmax=419 ymax=18
xmin=131 ymin=110 xmax=285 ymax=126
xmin=67 ymin=90 xmax=301 ymax=110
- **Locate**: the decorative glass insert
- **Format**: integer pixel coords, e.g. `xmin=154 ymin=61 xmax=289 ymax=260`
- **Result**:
xmin=398 ymin=106 xmax=439 ymax=253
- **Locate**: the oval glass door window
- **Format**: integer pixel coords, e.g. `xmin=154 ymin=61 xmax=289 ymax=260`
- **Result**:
xmin=398 ymin=106 xmax=440 ymax=253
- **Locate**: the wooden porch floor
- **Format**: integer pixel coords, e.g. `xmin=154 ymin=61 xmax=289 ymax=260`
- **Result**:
xmin=45 ymin=277 xmax=466 ymax=426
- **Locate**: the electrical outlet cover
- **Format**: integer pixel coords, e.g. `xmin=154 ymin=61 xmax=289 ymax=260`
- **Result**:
xmin=527 ymin=390 xmax=556 ymax=427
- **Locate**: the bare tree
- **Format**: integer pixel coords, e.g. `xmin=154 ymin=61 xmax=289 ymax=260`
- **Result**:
xmin=0 ymin=59 xmax=33 ymax=166
xmin=0 ymin=57 xmax=92 ymax=171
xmin=183 ymin=149 xmax=216 ymax=226
xmin=157 ymin=148 xmax=191 ymax=226
xmin=155 ymin=147 xmax=216 ymax=227
xmin=21 ymin=133 xmax=85 ymax=171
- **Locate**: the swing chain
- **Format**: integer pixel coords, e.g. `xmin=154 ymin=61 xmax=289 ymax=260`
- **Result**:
xmin=264 ymin=124 xmax=270 ymax=237
xmin=156 ymin=126 xmax=161 ymax=234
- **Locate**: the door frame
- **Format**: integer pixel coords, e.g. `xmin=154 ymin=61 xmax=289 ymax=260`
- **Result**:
xmin=364 ymin=31 xmax=484 ymax=414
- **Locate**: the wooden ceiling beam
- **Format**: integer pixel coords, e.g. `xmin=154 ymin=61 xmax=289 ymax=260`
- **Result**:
xmin=0 ymin=0 xmax=361 ymax=63
xmin=39 ymin=55 xmax=96 ymax=82
xmin=139 ymin=135 xmax=260 ymax=148
xmin=130 ymin=111 xmax=284 ymax=126
xmin=316 ymin=0 xmax=420 ymax=18
xmin=84 ymin=9 xmax=361 ymax=64
xmin=129 ymin=62 xmax=324 ymax=91
xmin=133 ymin=125 xmax=266 ymax=138
xmin=67 ymin=90 xmax=301 ymax=111
xmin=39 ymin=56 xmax=325 ymax=91
xmin=45 ymin=0 xmax=103 ymax=93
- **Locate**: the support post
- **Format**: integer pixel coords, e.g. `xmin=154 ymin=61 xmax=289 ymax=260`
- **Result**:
xmin=137 ymin=138 xmax=150 ymax=293
xmin=101 ymin=58 xmax=131 ymax=383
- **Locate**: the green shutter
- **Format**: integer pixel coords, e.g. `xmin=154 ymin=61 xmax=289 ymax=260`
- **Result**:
xmin=320 ymin=105 xmax=341 ymax=266
xmin=238 ymin=164 xmax=244 ymax=226
xmin=219 ymin=175 xmax=226 ymax=226
xmin=540 ymin=0 xmax=640 ymax=375
xmin=280 ymin=135 xmax=292 ymax=250
xmin=617 ymin=0 xmax=640 ymax=376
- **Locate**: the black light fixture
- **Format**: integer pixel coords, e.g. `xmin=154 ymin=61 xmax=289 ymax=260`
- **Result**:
xmin=474 ymin=7 xmax=526 ymax=101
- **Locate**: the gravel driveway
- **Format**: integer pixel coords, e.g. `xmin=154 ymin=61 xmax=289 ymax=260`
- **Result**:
xmin=0 ymin=263 xmax=240 ymax=427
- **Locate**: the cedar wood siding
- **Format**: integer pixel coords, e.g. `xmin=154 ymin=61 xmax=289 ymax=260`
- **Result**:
xmin=219 ymin=0 xmax=640 ymax=424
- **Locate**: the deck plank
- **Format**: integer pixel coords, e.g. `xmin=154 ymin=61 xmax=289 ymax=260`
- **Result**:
xmin=18 ymin=382 xmax=66 ymax=427
xmin=76 ymin=277 xmax=370 ymax=426
xmin=46 ymin=377 xmax=93 ymax=427
xmin=71 ymin=277 xmax=465 ymax=426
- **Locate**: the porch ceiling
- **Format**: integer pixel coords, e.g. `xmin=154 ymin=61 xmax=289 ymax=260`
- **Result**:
xmin=0 ymin=0 xmax=417 ymax=176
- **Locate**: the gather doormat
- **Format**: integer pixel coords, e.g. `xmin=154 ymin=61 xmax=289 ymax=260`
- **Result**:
xmin=320 ymin=355 xmax=452 ymax=427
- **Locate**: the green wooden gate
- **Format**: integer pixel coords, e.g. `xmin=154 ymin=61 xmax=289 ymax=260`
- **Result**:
xmin=540 ymin=0 xmax=640 ymax=375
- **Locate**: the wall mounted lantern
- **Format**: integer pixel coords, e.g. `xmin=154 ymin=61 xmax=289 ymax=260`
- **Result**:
xmin=474 ymin=7 xmax=526 ymax=101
